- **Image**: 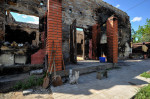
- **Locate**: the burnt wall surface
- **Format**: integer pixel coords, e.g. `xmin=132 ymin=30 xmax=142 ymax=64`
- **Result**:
xmin=0 ymin=0 xmax=47 ymax=17
xmin=5 ymin=13 xmax=40 ymax=47
xmin=62 ymin=0 xmax=131 ymax=63
xmin=0 ymin=0 xmax=131 ymax=65
xmin=62 ymin=0 xmax=96 ymax=63
xmin=0 ymin=0 xmax=5 ymax=40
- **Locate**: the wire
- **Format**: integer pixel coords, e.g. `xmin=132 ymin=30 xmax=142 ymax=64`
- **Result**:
xmin=126 ymin=0 xmax=149 ymax=12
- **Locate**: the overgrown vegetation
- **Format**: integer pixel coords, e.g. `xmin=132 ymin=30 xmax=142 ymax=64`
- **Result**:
xmin=134 ymin=84 xmax=150 ymax=99
xmin=13 ymin=76 xmax=44 ymax=90
xmin=132 ymin=18 xmax=150 ymax=43
xmin=140 ymin=72 xmax=150 ymax=78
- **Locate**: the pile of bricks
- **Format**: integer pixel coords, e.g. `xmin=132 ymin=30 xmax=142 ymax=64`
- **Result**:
xmin=31 ymin=49 xmax=46 ymax=64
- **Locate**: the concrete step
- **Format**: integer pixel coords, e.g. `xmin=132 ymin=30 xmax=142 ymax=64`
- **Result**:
xmin=0 ymin=61 xmax=114 ymax=92
xmin=57 ymin=61 xmax=114 ymax=77
xmin=0 ymin=64 xmax=43 ymax=76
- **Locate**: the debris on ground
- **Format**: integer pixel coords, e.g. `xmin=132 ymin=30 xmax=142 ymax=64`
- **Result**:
xmin=23 ymin=89 xmax=33 ymax=96
xmin=30 ymin=69 xmax=43 ymax=75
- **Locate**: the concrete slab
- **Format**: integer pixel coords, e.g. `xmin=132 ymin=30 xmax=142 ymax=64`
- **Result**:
xmin=57 ymin=60 xmax=113 ymax=77
xmin=51 ymin=59 xmax=150 ymax=99
xmin=15 ymin=55 xmax=27 ymax=64
xmin=0 ymin=54 xmax=14 ymax=66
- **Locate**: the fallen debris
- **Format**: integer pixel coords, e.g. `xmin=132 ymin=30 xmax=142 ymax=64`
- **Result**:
xmin=30 ymin=69 xmax=43 ymax=75
xmin=23 ymin=89 xmax=33 ymax=96
xmin=96 ymin=70 xmax=108 ymax=80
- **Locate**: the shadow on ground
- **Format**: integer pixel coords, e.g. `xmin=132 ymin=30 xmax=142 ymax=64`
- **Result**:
xmin=51 ymin=59 xmax=150 ymax=97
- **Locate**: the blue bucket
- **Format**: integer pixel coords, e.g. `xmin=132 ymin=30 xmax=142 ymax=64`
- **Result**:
xmin=99 ymin=57 xmax=106 ymax=63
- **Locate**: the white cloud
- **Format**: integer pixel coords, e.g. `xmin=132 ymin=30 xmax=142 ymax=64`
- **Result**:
xmin=27 ymin=21 xmax=39 ymax=24
xmin=22 ymin=15 xmax=27 ymax=18
xmin=29 ymin=16 xmax=39 ymax=21
xmin=27 ymin=16 xmax=39 ymax=24
xmin=115 ymin=4 xmax=120 ymax=8
xmin=131 ymin=17 xmax=142 ymax=22
xmin=17 ymin=14 xmax=21 ymax=16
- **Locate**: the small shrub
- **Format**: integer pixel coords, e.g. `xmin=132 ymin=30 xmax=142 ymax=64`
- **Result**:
xmin=37 ymin=77 xmax=44 ymax=86
xmin=140 ymin=72 xmax=150 ymax=78
xmin=13 ymin=76 xmax=44 ymax=90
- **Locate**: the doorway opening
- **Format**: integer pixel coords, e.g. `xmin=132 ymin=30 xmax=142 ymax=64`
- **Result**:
xmin=76 ymin=28 xmax=85 ymax=61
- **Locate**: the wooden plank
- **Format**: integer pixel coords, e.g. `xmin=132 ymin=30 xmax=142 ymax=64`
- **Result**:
xmin=70 ymin=19 xmax=77 ymax=63
xmin=73 ymin=19 xmax=77 ymax=63
xmin=83 ymin=29 xmax=85 ymax=60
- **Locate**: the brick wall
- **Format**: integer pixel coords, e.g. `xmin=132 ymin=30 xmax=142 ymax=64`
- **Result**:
xmin=31 ymin=49 xmax=46 ymax=64
xmin=47 ymin=0 xmax=63 ymax=71
xmin=106 ymin=16 xmax=118 ymax=63
xmin=92 ymin=24 xmax=101 ymax=60
xmin=41 ymin=31 xmax=45 ymax=48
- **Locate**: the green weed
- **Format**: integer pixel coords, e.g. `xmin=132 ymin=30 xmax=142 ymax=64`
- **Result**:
xmin=140 ymin=72 xmax=150 ymax=78
xmin=13 ymin=76 xmax=44 ymax=90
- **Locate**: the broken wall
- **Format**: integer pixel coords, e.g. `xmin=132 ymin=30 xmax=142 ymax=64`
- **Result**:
xmin=5 ymin=12 xmax=40 ymax=47
xmin=62 ymin=0 xmax=97 ymax=63
xmin=0 ymin=0 xmax=131 ymax=66
xmin=0 ymin=0 xmax=46 ymax=66
xmin=118 ymin=21 xmax=131 ymax=58
xmin=62 ymin=0 xmax=131 ymax=63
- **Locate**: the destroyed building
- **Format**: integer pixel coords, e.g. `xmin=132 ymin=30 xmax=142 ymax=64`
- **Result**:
xmin=0 ymin=0 xmax=131 ymax=72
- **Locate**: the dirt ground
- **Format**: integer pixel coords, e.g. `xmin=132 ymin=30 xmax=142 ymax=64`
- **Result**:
xmin=0 ymin=87 xmax=53 ymax=99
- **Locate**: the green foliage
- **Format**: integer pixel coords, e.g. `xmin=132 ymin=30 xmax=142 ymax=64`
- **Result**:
xmin=132 ymin=18 xmax=150 ymax=43
xmin=140 ymin=72 xmax=150 ymax=78
xmin=13 ymin=76 xmax=44 ymax=90
xmin=13 ymin=81 xmax=22 ymax=90
xmin=134 ymin=84 xmax=150 ymax=99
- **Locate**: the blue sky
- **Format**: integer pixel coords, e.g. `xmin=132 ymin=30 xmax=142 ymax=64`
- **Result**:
xmin=10 ymin=12 xmax=39 ymax=24
xmin=11 ymin=0 xmax=150 ymax=31
xmin=103 ymin=0 xmax=150 ymax=31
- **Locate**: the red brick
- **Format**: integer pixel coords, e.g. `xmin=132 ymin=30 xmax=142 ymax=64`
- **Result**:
xmin=47 ymin=0 xmax=63 ymax=71
xmin=106 ymin=16 xmax=118 ymax=63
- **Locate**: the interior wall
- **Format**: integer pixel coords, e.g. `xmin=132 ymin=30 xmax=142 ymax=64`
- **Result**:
xmin=5 ymin=25 xmax=39 ymax=47
xmin=77 ymin=32 xmax=83 ymax=55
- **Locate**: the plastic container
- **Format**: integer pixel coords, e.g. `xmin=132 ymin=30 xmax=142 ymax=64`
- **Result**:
xmin=99 ymin=57 xmax=106 ymax=63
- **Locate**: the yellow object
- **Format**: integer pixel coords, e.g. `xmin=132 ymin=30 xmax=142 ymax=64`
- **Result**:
xmin=142 ymin=45 xmax=148 ymax=52
xmin=11 ymin=41 xmax=18 ymax=47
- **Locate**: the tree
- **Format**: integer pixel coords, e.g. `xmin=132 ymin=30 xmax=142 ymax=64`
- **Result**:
xmin=132 ymin=18 xmax=150 ymax=43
